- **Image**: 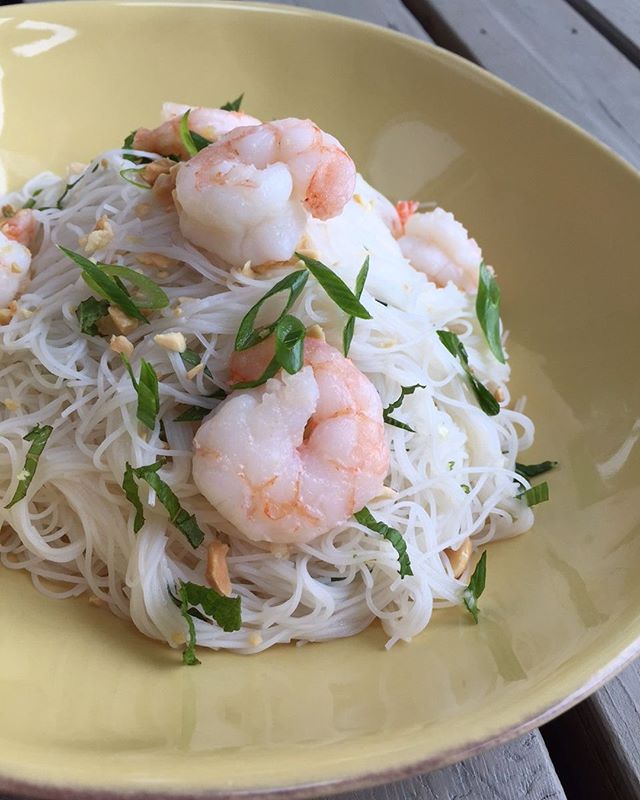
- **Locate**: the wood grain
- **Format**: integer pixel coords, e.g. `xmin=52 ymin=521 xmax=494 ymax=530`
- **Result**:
xmin=403 ymin=0 xmax=640 ymax=168
xmin=566 ymin=0 xmax=640 ymax=68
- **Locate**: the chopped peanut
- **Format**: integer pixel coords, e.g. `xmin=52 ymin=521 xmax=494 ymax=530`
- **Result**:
xmin=140 ymin=158 xmax=174 ymax=186
xmin=186 ymin=362 xmax=205 ymax=380
xmin=88 ymin=595 xmax=104 ymax=607
xmin=151 ymin=171 xmax=176 ymax=209
xmin=248 ymin=632 xmax=263 ymax=647
xmin=82 ymin=215 xmax=114 ymax=255
xmin=135 ymin=203 xmax=151 ymax=219
xmin=10 ymin=263 xmax=22 ymax=274
xmin=372 ymin=485 xmax=398 ymax=502
xmin=107 ymin=306 xmax=139 ymax=335
xmin=67 ymin=161 xmax=87 ymax=178
xmin=206 ymin=541 xmax=232 ymax=597
xmin=2 ymin=204 xmax=16 ymax=218
xmin=306 ymin=324 xmax=326 ymax=341
xmin=0 ymin=301 xmax=18 ymax=326
xmin=2 ymin=399 xmax=19 ymax=411
xmin=109 ymin=335 xmax=134 ymax=357
xmin=494 ymin=387 xmax=505 ymax=403
xmin=445 ymin=537 xmax=473 ymax=579
xmin=137 ymin=252 xmax=178 ymax=270
xmin=154 ymin=331 xmax=186 ymax=353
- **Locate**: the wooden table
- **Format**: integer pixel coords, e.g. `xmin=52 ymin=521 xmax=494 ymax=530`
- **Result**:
xmin=13 ymin=0 xmax=640 ymax=798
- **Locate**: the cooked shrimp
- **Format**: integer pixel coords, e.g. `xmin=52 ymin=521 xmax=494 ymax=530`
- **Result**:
xmin=398 ymin=208 xmax=483 ymax=293
xmin=174 ymin=118 xmax=357 ymax=268
xmin=0 ymin=208 xmax=38 ymax=248
xmin=132 ymin=102 xmax=261 ymax=160
xmin=0 ymin=230 xmax=32 ymax=308
xmin=192 ymin=338 xmax=389 ymax=544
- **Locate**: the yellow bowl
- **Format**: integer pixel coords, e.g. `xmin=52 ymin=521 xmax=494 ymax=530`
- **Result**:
xmin=1 ymin=1 xmax=640 ymax=797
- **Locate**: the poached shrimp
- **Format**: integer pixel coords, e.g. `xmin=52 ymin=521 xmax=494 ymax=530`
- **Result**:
xmin=192 ymin=337 xmax=389 ymax=545
xmin=398 ymin=207 xmax=483 ymax=293
xmin=132 ymin=102 xmax=261 ymax=160
xmin=174 ymin=118 xmax=356 ymax=268
xmin=0 ymin=210 xmax=37 ymax=309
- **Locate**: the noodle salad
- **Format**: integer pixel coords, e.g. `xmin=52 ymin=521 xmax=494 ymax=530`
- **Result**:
xmin=0 ymin=98 xmax=555 ymax=664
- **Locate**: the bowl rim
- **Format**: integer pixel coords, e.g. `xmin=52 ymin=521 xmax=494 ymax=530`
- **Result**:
xmin=2 ymin=1 xmax=640 ymax=798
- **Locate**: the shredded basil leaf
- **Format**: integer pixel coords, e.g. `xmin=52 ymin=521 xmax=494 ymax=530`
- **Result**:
xmin=517 ymin=481 xmax=549 ymax=507
xmin=436 ymin=330 xmax=500 ymax=416
xmin=235 ymin=270 xmax=308 ymax=351
xmin=122 ymin=356 xmax=160 ymax=431
xmin=515 ymin=461 xmax=557 ymax=479
xmin=220 ymin=93 xmax=244 ymax=112
xmin=382 ymin=383 xmax=426 ymax=432
xmin=97 ymin=264 xmax=168 ymax=310
xmin=180 ymin=581 xmax=242 ymax=631
xmin=191 ymin=130 xmax=213 ymax=151
xmin=60 ymin=247 xmax=149 ymax=323
xmin=5 ymin=425 xmax=53 ymax=509
xmin=123 ymin=130 xmax=136 ymax=149
xmin=177 ymin=582 xmax=200 ymax=665
xmin=463 ymin=550 xmax=487 ymax=623
xmin=123 ymin=459 xmax=205 ymax=548
xmin=76 ymin=297 xmax=109 ymax=336
xmin=476 ymin=261 xmax=505 ymax=364
xmin=23 ymin=197 xmax=36 ymax=210
xmin=55 ymin=174 xmax=84 ymax=210
xmin=174 ymin=405 xmax=211 ymax=423
xmin=354 ymin=507 xmax=412 ymax=578
xmin=296 ymin=252 xmax=372 ymax=320
xmin=343 ymin=256 xmax=370 ymax=356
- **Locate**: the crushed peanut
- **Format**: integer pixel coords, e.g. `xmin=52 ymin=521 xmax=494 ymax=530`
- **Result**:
xmin=2 ymin=204 xmax=15 ymax=218
xmin=67 ymin=161 xmax=87 ymax=178
xmin=372 ymin=485 xmax=398 ymax=502
xmin=306 ymin=324 xmax=326 ymax=341
xmin=240 ymin=260 xmax=256 ymax=277
xmin=137 ymin=252 xmax=178 ymax=270
xmin=82 ymin=215 xmax=114 ymax=255
xmin=494 ymin=387 xmax=505 ymax=403
xmin=154 ymin=331 xmax=186 ymax=353
xmin=206 ymin=541 xmax=232 ymax=597
xmin=10 ymin=263 xmax=22 ymax=274
xmin=107 ymin=305 xmax=139 ymax=335
xmin=186 ymin=363 xmax=205 ymax=380
xmin=109 ymin=334 xmax=134 ymax=357
xmin=248 ymin=632 xmax=263 ymax=647
xmin=151 ymin=171 xmax=176 ymax=209
xmin=0 ymin=301 xmax=17 ymax=326
xmin=88 ymin=595 xmax=104 ymax=607
xmin=270 ymin=543 xmax=290 ymax=560
xmin=2 ymin=399 xmax=19 ymax=411
xmin=171 ymin=632 xmax=186 ymax=646
xmin=135 ymin=203 xmax=151 ymax=219
xmin=140 ymin=158 xmax=174 ymax=186
xmin=445 ymin=537 xmax=473 ymax=579
xmin=19 ymin=307 xmax=33 ymax=319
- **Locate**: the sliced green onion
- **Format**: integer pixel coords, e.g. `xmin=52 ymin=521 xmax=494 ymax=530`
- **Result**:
xmin=476 ymin=261 xmax=505 ymax=364
xmin=463 ymin=550 xmax=487 ymax=623
xmin=296 ymin=252 xmax=372 ymax=320
xmin=220 ymin=93 xmax=244 ymax=112
xmin=343 ymin=255 xmax=370 ymax=356
xmin=382 ymin=383 xmax=426 ymax=432
xmin=97 ymin=264 xmax=168 ymax=310
xmin=179 ymin=110 xmax=212 ymax=157
xmin=4 ymin=425 xmax=53 ymax=509
xmin=274 ymin=314 xmax=305 ymax=375
xmin=235 ymin=270 xmax=308 ymax=351
xmin=122 ymin=459 xmax=205 ymax=548
xmin=354 ymin=507 xmax=412 ymax=578
xmin=119 ymin=167 xmax=150 ymax=190
xmin=76 ymin=297 xmax=110 ymax=336
xmin=436 ymin=329 xmax=500 ymax=416
xmin=517 ymin=481 xmax=549 ymax=507
xmin=122 ymin=356 xmax=160 ymax=431
xmin=515 ymin=461 xmax=557 ymax=479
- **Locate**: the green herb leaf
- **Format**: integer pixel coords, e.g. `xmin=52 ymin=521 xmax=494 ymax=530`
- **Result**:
xmin=296 ymin=252 xmax=372 ymax=320
xmin=122 ymin=462 xmax=149 ymax=532
xmin=55 ymin=174 xmax=84 ymax=210
xmin=60 ymin=247 xmax=148 ymax=323
xmin=463 ymin=550 xmax=487 ymax=623
xmin=517 ymin=481 xmax=550 ymax=507
xmin=119 ymin=167 xmax=151 ymax=190
xmin=515 ymin=461 xmax=558 ymax=479
xmin=190 ymin=130 xmax=213 ymax=152
xmin=177 ymin=582 xmax=200 ymax=665
xmin=436 ymin=329 xmax=500 ymax=416
xmin=174 ymin=405 xmax=211 ymax=423
xmin=180 ymin=349 xmax=214 ymax=380
xmin=234 ymin=270 xmax=309 ymax=351
xmin=23 ymin=197 xmax=36 ymax=210
xmin=75 ymin=297 xmax=110 ymax=336
xmin=124 ymin=459 xmax=205 ymax=548
xmin=179 ymin=111 xmax=213 ymax=157
xmin=123 ymin=130 xmax=137 ymax=149
xmin=97 ymin=264 xmax=169 ymax=310
xmin=476 ymin=261 xmax=505 ymax=364
xmin=122 ymin=356 xmax=160 ymax=431
xmin=220 ymin=93 xmax=244 ymax=112
xmin=274 ymin=314 xmax=305 ymax=374
xmin=343 ymin=256 xmax=370 ymax=356
xmin=5 ymin=425 xmax=53 ymax=509
xmin=180 ymin=581 xmax=242 ymax=632
xmin=382 ymin=383 xmax=426 ymax=432
xmin=354 ymin=507 xmax=413 ymax=578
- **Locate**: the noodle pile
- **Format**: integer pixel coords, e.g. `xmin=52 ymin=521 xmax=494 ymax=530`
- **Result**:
xmin=0 ymin=144 xmax=536 ymax=655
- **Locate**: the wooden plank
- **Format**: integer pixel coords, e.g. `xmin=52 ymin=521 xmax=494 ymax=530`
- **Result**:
xmin=403 ymin=0 xmax=640 ymax=168
xmin=565 ymin=0 xmax=640 ymax=68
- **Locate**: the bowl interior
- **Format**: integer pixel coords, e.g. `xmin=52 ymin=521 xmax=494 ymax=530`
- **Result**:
xmin=1 ymin=1 xmax=640 ymax=796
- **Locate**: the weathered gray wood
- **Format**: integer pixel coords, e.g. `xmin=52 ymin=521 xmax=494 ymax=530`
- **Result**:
xmin=403 ymin=0 xmax=640 ymax=168
xmin=324 ymin=731 xmax=566 ymax=800
xmin=566 ymin=0 xmax=640 ymax=68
